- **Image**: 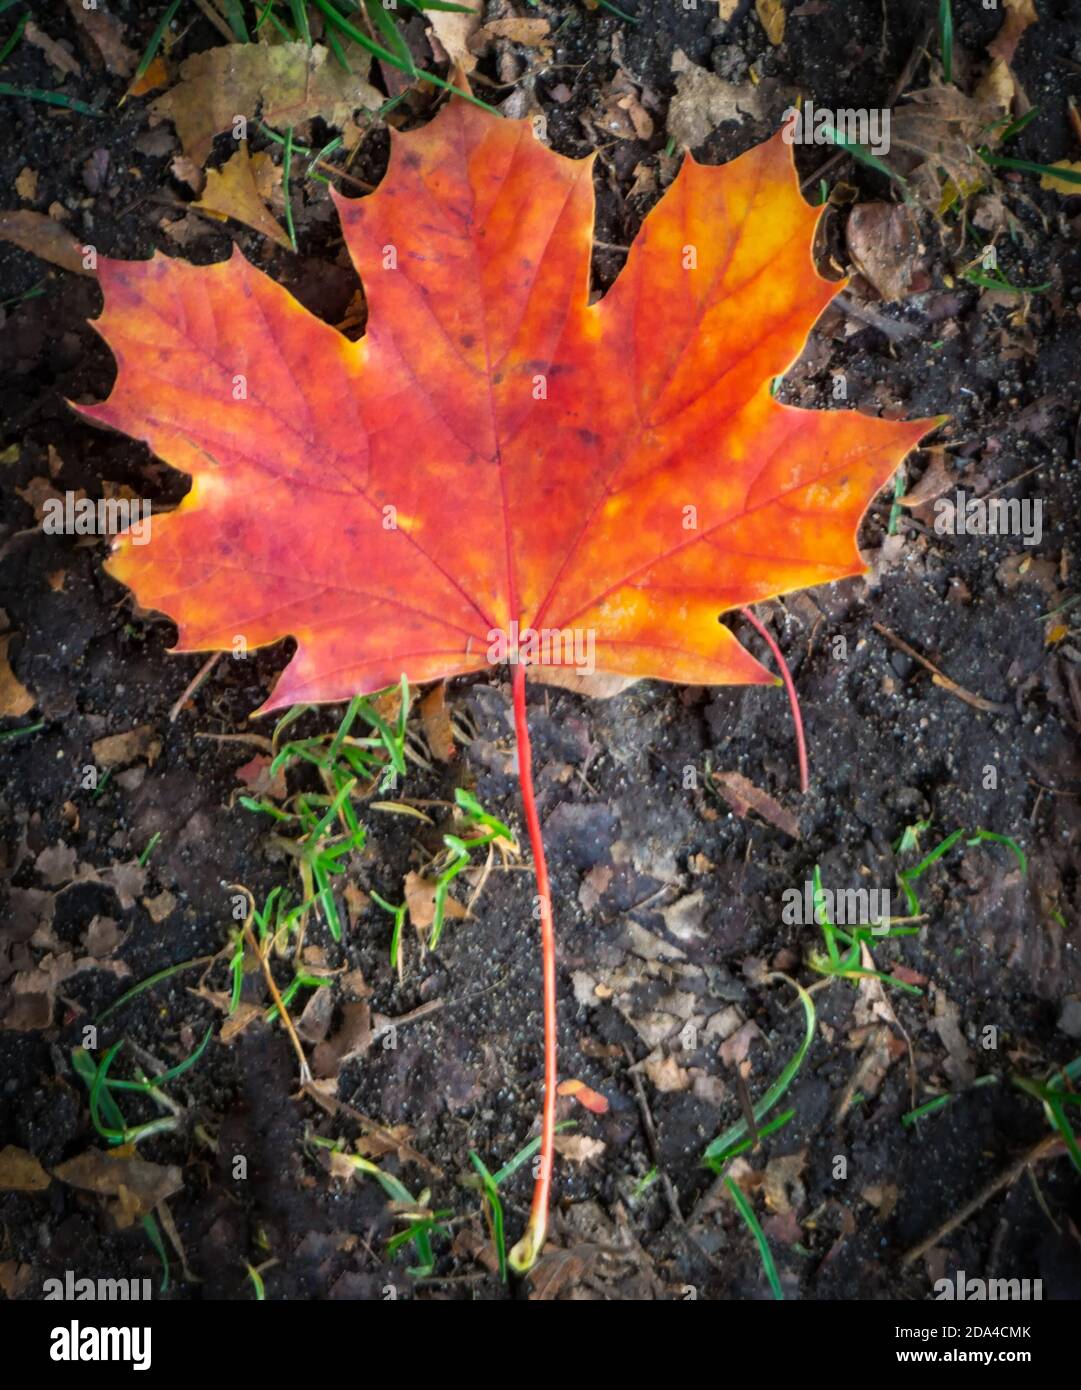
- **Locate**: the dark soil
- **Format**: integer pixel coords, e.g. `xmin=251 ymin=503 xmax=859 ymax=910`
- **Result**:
xmin=1 ymin=0 xmax=1079 ymax=1303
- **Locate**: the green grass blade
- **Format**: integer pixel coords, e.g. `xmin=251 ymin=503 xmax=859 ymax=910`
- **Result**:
xmin=724 ymin=1176 xmax=783 ymax=1300
xmin=704 ymin=976 xmax=816 ymax=1166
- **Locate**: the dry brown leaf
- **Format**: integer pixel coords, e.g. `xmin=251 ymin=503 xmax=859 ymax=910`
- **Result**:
xmin=846 ymin=203 xmax=926 ymax=301
xmin=15 ymin=167 xmax=38 ymax=201
xmin=890 ymin=85 xmax=1000 ymax=213
xmin=152 ymin=42 xmax=380 ymax=167
xmin=142 ymin=890 xmax=176 ymax=924
xmin=644 ymin=1052 xmax=690 ymax=1092
xmin=987 ymin=0 xmax=1039 ymax=65
xmin=311 ymin=999 xmax=371 ymax=1078
xmin=667 ymin=50 xmax=765 ymax=150
xmin=529 ymin=666 xmax=637 ymax=699
xmin=0 ymin=634 xmax=34 ymax=717
xmin=51 ymin=1151 xmax=182 ymax=1224
xmin=763 ymin=1150 xmax=806 ymax=1215
xmin=0 ymin=210 xmax=92 ymax=276
xmin=25 ymin=21 xmax=80 ymax=77
xmin=419 ymin=681 xmax=455 ymax=761
xmin=428 ymin=0 xmax=482 ymax=72
xmin=898 ymin=449 xmax=954 ymax=507
xmin=756 ymin=0 xmax=786 ymax=45
xmin=403 ymin=870 xmax=468 ymax=933
xmin=476 ymin=18 xmax=550 ymax=46
xmin=194 ymin=143 xmax=291 ymax=250
xmin=711 ymin=770 xmax=800 ymax=838
xmin=553 ymin=1134 xmax=606 ymax=1165
xmin=64 ymin=0 xmax=137 ymax=76
xmin=91 ymin=724 xmax=162 ymax=769
xmin=234 ymin=752 xmax=288 ymax=800
xmin=0 ymin=1144 xmax=51 ymax=1192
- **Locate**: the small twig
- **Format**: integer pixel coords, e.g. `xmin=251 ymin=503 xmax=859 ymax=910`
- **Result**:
xmin=873 ymin=623 xmax=1012 ymax=714
xmin=901 ymin=1133 xmax=1063 ymax=1267
xmin=623 ymin=1044 xmax=685 ymax=1230
xmin=169 ymin=652 xmax=222 ymax=722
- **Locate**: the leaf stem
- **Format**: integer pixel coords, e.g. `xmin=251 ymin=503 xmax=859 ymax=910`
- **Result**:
xmin=739 ymin=606 xmax=809 ymax=793
xmin=507 ymin=662 xmax=557 ymax=1274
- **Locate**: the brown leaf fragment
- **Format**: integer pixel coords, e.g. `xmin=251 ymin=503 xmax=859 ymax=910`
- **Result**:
xmin=151 ymin=42 xmax=381 ymax=167
xmin=142 ymin=890 xmax=176 ymax=924
xmin=419 ymin=681 xmax=456 ymax=761
xmin=234 ymin=752 xmax=288 ymax=800
xmin=64 ymin=0 xmax=137 ymax=76
xmin=898 ymin=449 xmax=954 ymax=507
xmin=527 ymin=1245 xmax=597 ymax=1300
xmin=476 ymin=18 xmax=550 ymax=46
xmin=529 ymin=667 xmax=637 ymax=699
xmin=311 ymin=1000 xmax=371 ymax=1078
xmin=92 ymin=724 xmax=162 ymax=769
xmin=296 ymin=985 xmax=335 ymax=1045
xmin=644 ymin=1052 xmax=690 ymax=1093
xmin=711 ymin=771 xmax=801 ymax=838
xmin=763 ymin=1150 xmax=806 ymax=1215
xmin=0 ymin=1144 xmax=51 ymax=1192
xmin=0 ymin=1261 xmax=33 ymax=1298
xmin=52 ymin=1151 xmax=183 ymax=1225
xmin=194 ymin=144 xmax=291 ymax=250
xmin=0 ymin=635 xmax=34 ymax=717
xmin=35 ymin=843 xmax=78 ymax=887
xmin=846 ymin=203 xmax=927 ymax=301
xmin=24 ymin=21 xmax=80 ymax=77
xmin=84 ymin=915 xmax=121 ymax=956
xmin=0 ymin=210 xmax=92 ymax=277
xmin=553 ymin=1134 xmax=606 ymax=1165
xmin=987 ymin=0 xmax=1038 ymax=65
xmin=755 ymin=0 xmax=786 ymax=45
xmin=15 ymin=167 xmax=38 ymax=201
xmin=428 ymin=0 xmax=482 ymax=72
xmin=403 ymin=870 xmax=468 ymax=933
xmin=667 ymin=50 xmax=765 ymax=150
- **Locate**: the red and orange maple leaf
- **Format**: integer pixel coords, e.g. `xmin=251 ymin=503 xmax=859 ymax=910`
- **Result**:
xmin=81 ymin=101 xmax=937 ymax=708
xmin=79 ymin=101 xmax=939 ymax=1272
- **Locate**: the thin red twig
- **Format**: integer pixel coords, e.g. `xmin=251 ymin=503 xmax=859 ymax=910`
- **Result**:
xmin=507 ymin=661 xmax=558 ymax=1273
xmin=739 ymin=606 xmax=809 ymax=793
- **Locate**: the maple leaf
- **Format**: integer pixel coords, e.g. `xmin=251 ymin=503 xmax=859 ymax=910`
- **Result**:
xmin=81 ymin=101 xmax=937 ymax=709
xmin=79 ymin=101 xmax=939 ymax=1272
